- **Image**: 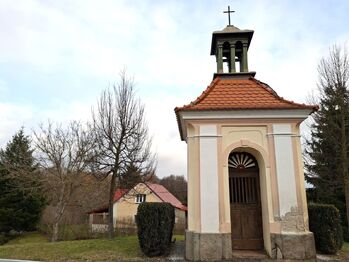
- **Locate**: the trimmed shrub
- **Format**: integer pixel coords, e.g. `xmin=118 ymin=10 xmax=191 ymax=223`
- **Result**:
xmin=308 ymin=203 xmax=343 ymax=254
xmin=136 ymin=202 xmax=175 ymax=257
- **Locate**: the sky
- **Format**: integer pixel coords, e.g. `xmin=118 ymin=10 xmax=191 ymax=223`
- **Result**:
xmin=1 ymin=0 xmax=349 ymax=178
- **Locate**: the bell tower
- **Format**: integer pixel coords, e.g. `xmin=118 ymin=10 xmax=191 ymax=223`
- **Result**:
xmin=211 ymin=7 xmax=255 ymax=77
xmin=175 ymin=6 xmax=317 ymax=261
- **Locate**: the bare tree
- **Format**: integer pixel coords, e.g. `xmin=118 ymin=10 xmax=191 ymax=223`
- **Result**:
xmin=34 ymin=121 xmax=95 ymax=241
xmin=91 ymin=71 xmax=156 ymax=239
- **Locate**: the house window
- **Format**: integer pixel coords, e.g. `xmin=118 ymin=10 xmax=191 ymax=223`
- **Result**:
xmin=135 ymin=194 xmax=146 ymax=203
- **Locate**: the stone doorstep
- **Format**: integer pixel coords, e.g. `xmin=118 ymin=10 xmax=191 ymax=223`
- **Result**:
xmin=232 ymin=250 xmax=269 ymax=258
xmin=231 ymin=250 xmax=272 ymax=262
xmin=316 ymin=254 xmax=342 ymax=262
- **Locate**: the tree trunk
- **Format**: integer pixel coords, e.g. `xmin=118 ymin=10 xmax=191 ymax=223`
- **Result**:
xmin=108 ymin=172 xmax=116 ymax=239
xmin=51 ymin=183 xmax=67 ymax=242
xmin=51 ymin=222 xmax=59 ymax=242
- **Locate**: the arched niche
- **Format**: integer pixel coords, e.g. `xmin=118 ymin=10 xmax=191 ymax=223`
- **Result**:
xmin=221 ymin=142 xmax=273 ymax=256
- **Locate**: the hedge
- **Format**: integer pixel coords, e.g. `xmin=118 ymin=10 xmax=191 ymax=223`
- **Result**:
xmin=308 ymin=203 xmax=343 ymax=254
xmin=136 ymin=202 xmax=175 ymax=257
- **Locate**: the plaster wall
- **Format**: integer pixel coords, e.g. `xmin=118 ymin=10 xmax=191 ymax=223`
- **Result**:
xmin=113 ymin=184 xmax=162 ymax=225
xmin=186 ymin=124 xmax=201 ymax=232
xmin=199 ymin=125 xmax=220 ymax=233
xmin=184 ymin=118 xmax=313 ymax=258
xmin=221 ymin=126 xmax=268 ymax=150
xmin=272 ymin=124 xmax=298 ymax=217
xmin=292 ymin=124 xmax=310 ymax=230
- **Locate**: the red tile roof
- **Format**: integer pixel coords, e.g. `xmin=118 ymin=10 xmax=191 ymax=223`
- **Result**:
xmin=87 ymin=189 xmax=128 ymax=214
xmin=175 ymin=77 xmax=318 ymax=112
xmin=145 ymin=183 xmax=187 ymax=211
xmin=114 ymin=189 xmax=128 ymax=202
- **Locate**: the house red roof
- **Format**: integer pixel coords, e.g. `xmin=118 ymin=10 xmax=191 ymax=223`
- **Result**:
xmin=87 ymin=189 xmax=128 ymax=214
xmin=114 ymin=189 xmax=128 ymax=202
xmin=145 ymin=183 xmax=187 ymax=211
xmin=88 ymin=183 xmax=187 ymax=214
xmin=175 ymin=77 xmax=318 ymax=112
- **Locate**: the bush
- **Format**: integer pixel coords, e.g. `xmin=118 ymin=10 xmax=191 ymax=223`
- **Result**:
xmin=136 ymin=203 xmax=175 ymax=257
xmin=308 ymin=203 xmax=343 ymax=254
xmin=0 ymin=233 xmax=10 ymax=245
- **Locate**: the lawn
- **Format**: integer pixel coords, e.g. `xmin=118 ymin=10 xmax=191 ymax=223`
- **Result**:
xmin=0 ymin=232 xmax=184 ymax=261
xmin=1 ymin=232 xmax=349 ymax=261
xmin=342 ymin=241 xmax=349 ymax=252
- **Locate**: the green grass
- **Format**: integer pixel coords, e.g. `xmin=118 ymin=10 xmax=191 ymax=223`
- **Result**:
xmin=0 ymin=232 xmax=184 ymax=261
xmin=6 ymin=231 xmax=48 ymax=245
xmin=342 ymin=242 xmax=349 ymax=252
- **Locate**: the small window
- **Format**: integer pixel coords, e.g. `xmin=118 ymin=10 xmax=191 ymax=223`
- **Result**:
xmin=135 ymin=194 xmax=146 ymax=203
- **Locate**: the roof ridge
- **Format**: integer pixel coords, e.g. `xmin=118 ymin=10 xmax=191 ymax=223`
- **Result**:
xmin=252 ymin=77 xmax=318 ymax=109
xmin=250 ymin=78 xmax=278 ymax=96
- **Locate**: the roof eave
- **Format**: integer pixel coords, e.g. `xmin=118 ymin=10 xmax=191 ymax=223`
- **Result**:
xmin=178 ymin=108 xmax=315 ymax=121
xmin=175 ymin=110 xmax=186 ymax=141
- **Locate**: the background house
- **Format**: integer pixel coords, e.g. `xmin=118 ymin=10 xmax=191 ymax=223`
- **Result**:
xmin=88 ymin=182 xmax=187 ymax=233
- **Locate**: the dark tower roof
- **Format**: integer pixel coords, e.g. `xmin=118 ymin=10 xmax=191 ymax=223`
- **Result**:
xmin=210 ymin=25 xmax=254 ymax=55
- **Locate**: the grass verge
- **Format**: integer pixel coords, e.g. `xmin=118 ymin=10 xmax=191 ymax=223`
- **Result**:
xmin=0 ymin=232 xmax=184 ymax=261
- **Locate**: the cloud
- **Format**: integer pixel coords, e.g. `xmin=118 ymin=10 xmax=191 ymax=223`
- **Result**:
xmin=1 ymin=0 xmax=349 ymax=178
xmin=0 ymin=79 xmax=8 ymax=98
xmin=0 ymin=103 xmax=35 ymax=146
xmin=143 ymin=95 xmax=187 ymax=178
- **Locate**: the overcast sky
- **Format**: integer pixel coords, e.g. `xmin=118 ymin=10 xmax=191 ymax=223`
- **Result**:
xmin=1 ymin=0 xmax=349 ymax=178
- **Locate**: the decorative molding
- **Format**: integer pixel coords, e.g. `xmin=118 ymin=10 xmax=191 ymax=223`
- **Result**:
xmin=266 ymin=133 xmax=301 ymax=137
xmin=179 ymin=110 xmax=311 ymax=140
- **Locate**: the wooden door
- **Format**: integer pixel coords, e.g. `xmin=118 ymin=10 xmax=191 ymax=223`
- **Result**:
xmin=228 ymin=152 xmax=263 ymax=250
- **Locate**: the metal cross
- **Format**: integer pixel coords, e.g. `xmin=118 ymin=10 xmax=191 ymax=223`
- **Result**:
xmin=223 ymin=6 xmax=235 ymax=25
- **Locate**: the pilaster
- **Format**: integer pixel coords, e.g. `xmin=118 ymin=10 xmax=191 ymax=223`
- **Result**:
xmin=229 ymin=43 xmax=236 ymax=73
xmin=217 ymin=44 xmax=223 ymax=73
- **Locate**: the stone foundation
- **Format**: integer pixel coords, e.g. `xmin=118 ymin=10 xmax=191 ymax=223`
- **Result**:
xmin=271 ymin=232 xmax=316 ymax=260
xmin=185 ymin=230 xmax=232 ymax=261
xmin=185 ymin=231 xmax=316 ymax=261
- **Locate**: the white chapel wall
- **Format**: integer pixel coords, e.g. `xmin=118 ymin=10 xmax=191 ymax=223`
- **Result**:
xmin=272 ymin=124 xmax=298 ymax=217
xmin=199 ymin=124 xmax=220 ymax=233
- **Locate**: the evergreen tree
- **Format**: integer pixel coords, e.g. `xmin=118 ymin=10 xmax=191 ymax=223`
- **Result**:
xmin=119 ymin=163 xmax=143 ymax=189
xmin=0 ymin=129 xmax=46 ymax=233
xmin=306 ymin=45 xmax=349 ymax=235
xmin=159 ymin=175 xmax=187 ymax=204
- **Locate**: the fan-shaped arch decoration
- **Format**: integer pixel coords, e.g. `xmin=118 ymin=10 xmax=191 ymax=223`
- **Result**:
xmin=228 ymin=152 xmax=258 ymax=169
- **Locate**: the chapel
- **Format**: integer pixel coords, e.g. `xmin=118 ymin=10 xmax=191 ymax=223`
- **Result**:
xmin=175 ymin=10 xmax=318 ymax=261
